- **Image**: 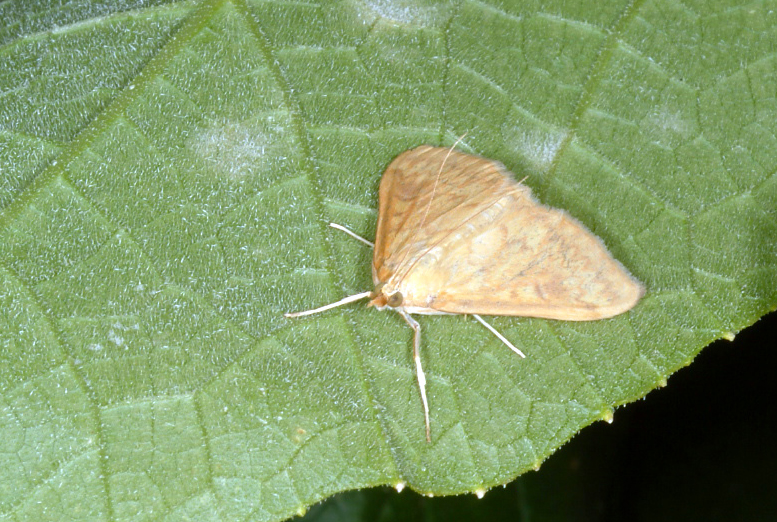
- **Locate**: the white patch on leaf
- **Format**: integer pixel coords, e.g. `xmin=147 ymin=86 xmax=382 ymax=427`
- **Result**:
xmin=354 ymin=0 xmax=439 ymax=25
xmin=190 ymin=118 xmax=288 ymax=179
xmin=503 ymin=125 xmax=566 ymax=173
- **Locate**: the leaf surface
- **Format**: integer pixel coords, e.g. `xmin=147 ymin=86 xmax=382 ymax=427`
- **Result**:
xmin=1 ymin=0 xmax=775 ymax=520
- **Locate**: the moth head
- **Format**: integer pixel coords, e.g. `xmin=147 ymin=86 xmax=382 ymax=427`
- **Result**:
xmin=368 ymin=282 xmax=404 ymax=309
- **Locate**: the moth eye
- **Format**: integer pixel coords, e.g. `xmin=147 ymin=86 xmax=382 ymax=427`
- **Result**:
xmin=370 ymin=282 xmax=385 ymax=299
xmin=387 ymin=292 xmax=403 ymax=307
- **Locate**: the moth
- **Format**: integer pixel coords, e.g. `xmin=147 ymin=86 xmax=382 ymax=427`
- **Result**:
xmin=286 ymin=144 xmax=644 ymax=442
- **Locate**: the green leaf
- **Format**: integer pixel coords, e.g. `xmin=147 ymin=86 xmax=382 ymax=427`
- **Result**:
xmin=1 ymin=0 xmax=775 ymax=521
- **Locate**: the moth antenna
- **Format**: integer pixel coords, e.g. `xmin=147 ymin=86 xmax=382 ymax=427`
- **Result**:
xmin=417 ymin=132 xmax=468 ymax=234
xmin=391 ymin=133 xmax=469 ymax=277
xmin=472 ymin=314 xmax=525 ymax=358
xmin=329 ymin=223 xmax=374 ymax=247
xmin=284 ymin=291 xmax=372 ymax=318
xmin=398 ymin=310 xmax=431 ymax=442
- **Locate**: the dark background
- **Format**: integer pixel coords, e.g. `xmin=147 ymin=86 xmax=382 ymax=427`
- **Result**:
xmin=302 ymin=310 xmax=777 ymax=522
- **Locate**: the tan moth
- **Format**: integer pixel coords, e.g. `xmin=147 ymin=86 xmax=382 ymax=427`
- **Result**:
xmin=285 ymin=144 xmax=644 ymax=442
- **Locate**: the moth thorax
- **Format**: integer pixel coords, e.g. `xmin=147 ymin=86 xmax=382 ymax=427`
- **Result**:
xmin=369 ymin=282 xmax=403 ymax=309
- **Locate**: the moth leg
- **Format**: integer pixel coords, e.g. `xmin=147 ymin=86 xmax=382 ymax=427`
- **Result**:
xmin=472 ymin=314 xmax=526 ymax=358
xmin=328 ymin=223 xmax=374 ymax=247
xmin=284 ymin=291 xmax=372 ymax=318
xmin=398 ymin=310 xmax=431 ymax=442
